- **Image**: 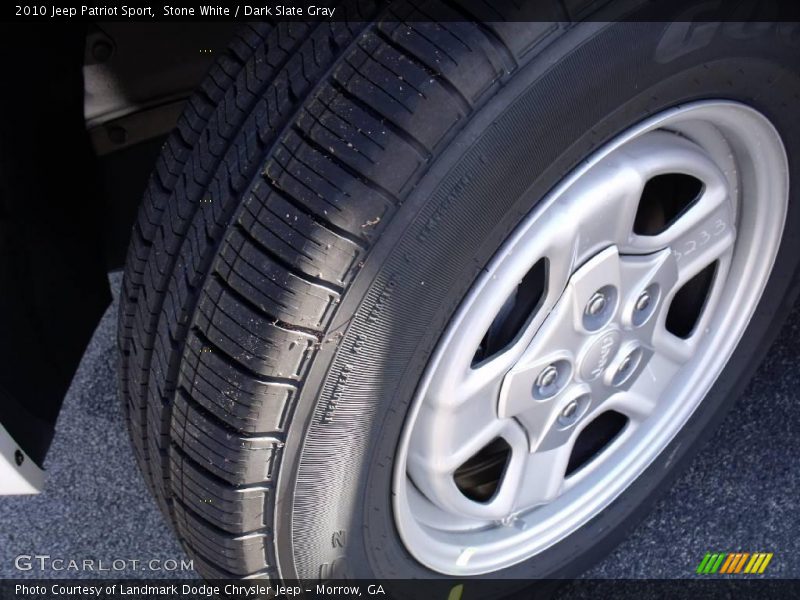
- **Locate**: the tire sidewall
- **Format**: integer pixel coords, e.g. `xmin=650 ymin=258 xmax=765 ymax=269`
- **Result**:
xmin=277 ymin=21 xmax=800 ymax=580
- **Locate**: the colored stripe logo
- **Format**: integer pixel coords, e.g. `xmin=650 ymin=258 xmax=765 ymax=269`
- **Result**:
xmin=696 ymin=552 xmax=773 ymax=574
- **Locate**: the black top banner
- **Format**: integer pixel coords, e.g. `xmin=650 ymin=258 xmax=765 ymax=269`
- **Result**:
xmin=6 ymin=0 xmax=800 ymax=22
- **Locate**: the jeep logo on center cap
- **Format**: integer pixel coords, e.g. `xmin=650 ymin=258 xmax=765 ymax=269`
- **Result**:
xmin=580 ymin=330 xmax=622 ymax=381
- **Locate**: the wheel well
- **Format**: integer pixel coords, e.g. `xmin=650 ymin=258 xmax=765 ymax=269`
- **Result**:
xmin=0 ymin=23 xmax=234 ymax=465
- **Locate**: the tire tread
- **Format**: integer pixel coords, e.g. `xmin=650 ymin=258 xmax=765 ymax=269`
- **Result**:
xmin=121 ymin=5 xmax=569 ymax=579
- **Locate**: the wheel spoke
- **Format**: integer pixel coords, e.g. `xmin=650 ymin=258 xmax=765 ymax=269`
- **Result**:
xmin=649 ymin=323 xmax=695 ymax=364
xmin=644 ymin=198 xmax=735 ymax=366
xmin=410 ymin=368 xmax=507 ymax=477
xmin=603 ymin=390 xmax=658 ymax=424
xmin=619 ymin=131 xmax=734 ymax=258
xmin=667 ymin=197 xmax=735 ymax=286
xmin=407 ymin=410 xmax=526 ymax=520
xmin=509 ymin=436 xmax=575 ymax=512
xmin=407 ymin=359 xmax=523 ymax=520
xmin=557 ymin=151 xmax=645 ymax=253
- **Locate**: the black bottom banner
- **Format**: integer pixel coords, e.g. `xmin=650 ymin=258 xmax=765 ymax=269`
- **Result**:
xmin=2 ymin=579 xmax=800 ymax=600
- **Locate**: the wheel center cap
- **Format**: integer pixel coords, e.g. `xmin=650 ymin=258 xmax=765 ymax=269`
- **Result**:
xmin=579 ymin=329 xmax=622 ymax=381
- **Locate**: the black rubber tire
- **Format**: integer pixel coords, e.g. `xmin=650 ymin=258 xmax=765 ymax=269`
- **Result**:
xmin=119 ymin=8 xmax=800 ymax=581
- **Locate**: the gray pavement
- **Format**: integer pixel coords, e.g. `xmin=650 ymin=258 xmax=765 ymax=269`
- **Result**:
xmin=1 ymin=272 xmax=798 ymax=579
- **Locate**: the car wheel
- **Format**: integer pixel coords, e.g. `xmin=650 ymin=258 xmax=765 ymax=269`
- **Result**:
xmin=119 ymin=8 xmax=800 ymax=580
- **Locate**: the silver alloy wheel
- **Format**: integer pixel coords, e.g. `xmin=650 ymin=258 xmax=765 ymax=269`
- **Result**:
xmin=392 ymin=101 xmax=788 ymax=576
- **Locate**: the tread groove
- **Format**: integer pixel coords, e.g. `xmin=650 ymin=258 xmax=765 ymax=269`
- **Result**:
xmin=437 ymin=0 xmax=519 ymax=71
xmin=329 ymin=79 xmax=432 ymax=160
xmin=262 ymin=178 xmax=369 ymax=248
xmin=372 ymin=26 xmax=473 ymax=114
xmin=190 ymin=327 xmax=304 ymax=388
xmin=289 ymin=124 xmax=400 ymax=209
xmin=234 ymin=222 xmax=345 ymax=294
xmin=210 ymin=272 xmax=325 ymax=338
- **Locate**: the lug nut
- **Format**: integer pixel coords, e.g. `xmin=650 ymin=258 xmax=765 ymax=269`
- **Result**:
xmin=611 ymin=347 xmax=644 ymax=387
xmin=617 ymin=354 xmax=633 ymax=376
xmin=558 ymin=394 xmax=590 ymax=427
xmin=632 ymin=285 xmax=659 ymax=327
xmin=536 ymin=365 xmax=559 ymax=391
xmin=585 ymin=292 xmax=607 ymax=317
xmin=561 ymin=400 xmax=578 ymax=420
xmin=635 ymin=291 xmax=651 ymax=312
